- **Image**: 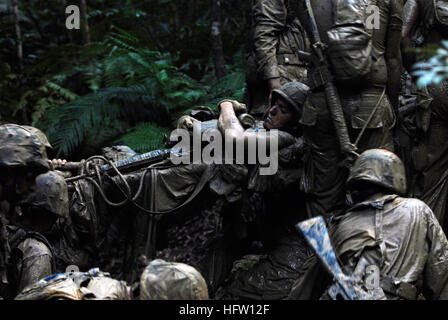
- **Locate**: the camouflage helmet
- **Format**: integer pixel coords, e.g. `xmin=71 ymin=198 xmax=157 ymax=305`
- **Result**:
xmin=271 ymin=81 xmax=310 ymax=117
xmin=0 ymin=124 xmax=49 ymax=173
xmin=15 ymin=274 xmax=83 ymax=300
xmin=139 ymin=259 xmax=208 ymax=300
xmin=347 ymin=149 xmax=407 ymax=196
xmin=21 ymin=171 xmax=69 ymax=218
xmin=82 ymin=276 xmax=131 ymax=300
xmin=21 ymin=125 xmax=52 ymax=149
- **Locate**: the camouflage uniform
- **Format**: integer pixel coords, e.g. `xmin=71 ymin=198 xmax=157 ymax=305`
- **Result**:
xmin=296 ymin=0 xmax=403 ymax=218
xmin=329 ymin=150 xmax=448 ymax=300
xmin=3 ymin=226 xmax=55 ymax=299
xmin=0 ymin=124 xmax=52 ymax=299
xmin=207 ymin=84 xmax=313 ymax=299
xmin=246 ymin=0 xmax=308 ymax=117
xmin=289 ymin=149 xmax=448 ymax=300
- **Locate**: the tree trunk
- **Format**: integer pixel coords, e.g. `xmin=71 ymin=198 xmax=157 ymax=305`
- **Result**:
xmin=12 ymin=0 xmax=28 ymax=124
xmin=80 ymin=0 xmax=90 ymax=45
xmin=211 ymin=0 xmax=227 ymax=79
xmin=12 ymin=0 xmax=23 ymax=73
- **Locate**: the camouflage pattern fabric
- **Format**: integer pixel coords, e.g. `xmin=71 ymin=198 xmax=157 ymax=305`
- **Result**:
xmin=21 ymin=171 xmax=69 ymax=218
xmin=347 ymin=149 xmax=407 ymax=196
xmin=0 ymin=124 xmax=49 ymax=173
xmin=330 ymin=194 xmax=448 ymax=299
xmin=21 ymin=126 xmax=52 ymax=150
xmin=295 ymin=0 xmax=402 ymax=218
xmin=5 ymin=226 xmax=55 ymax=298
xmin=247 ymin=0 xmax=308 ymax=116
xmin=139 ymin=259 xmax=208 ymax=300
xmin=15 ymin=269 xmax=130 ymax=300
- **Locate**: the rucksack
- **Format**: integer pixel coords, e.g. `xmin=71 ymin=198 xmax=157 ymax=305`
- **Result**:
xmin=326 ymin=0 xmax=377 ymax=85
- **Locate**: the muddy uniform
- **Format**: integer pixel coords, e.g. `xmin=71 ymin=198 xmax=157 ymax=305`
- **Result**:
xmin=217 ymin=136 xmax=314 ymax=300
xmin=289 ymin=149 xmax=448 ymax=300
xmin=330 ymin=194 xmax=448 ymax=300
xmin=247 ymin=0 xmax=308 ymax=117
xmin=296 ymin=0 xmax=402 ymax=217
xmin=2 ymin=226 xmax=55 ymax=299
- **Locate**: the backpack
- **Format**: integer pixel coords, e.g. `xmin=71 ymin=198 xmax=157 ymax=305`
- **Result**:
xmin=326 ymin=0 xmax=377 ymax=85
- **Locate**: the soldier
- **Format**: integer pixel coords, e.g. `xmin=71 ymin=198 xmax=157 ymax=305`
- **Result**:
xmin=0 ymin=124 xmax=50 ymax=214
xmin=20 ymin=125 xmax=68 ymax=169
xmin=246 ymin=0 xmax=308 ymax=119
xmin=401 ymin=0 xmax=448 ymax=232
xmin=0 ymin=124 xmax=54 ymax=299
xmin=294 ymin=0 xmax=403 ymax=218
xmin=139 ymin=259 xmax=208 ymax=300
xmin=61 ymin=82 xmax=311 ymax=297
xmin=210 ymin=82 xmax=314 ymax=299
xmin=18 ymin=170 xmax=89 ymax=276
xmin=6 ymin=171 xmax=72 ymax=298
xmin=289 ymin=149 xmax=448 ymax=300
xmin=15 ymin=268 xmax=132 ymax=300
xmin=329 ymin=149 xmax=448 ymax=299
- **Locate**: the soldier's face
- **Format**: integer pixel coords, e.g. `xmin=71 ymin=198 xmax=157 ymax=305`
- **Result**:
xmin=263 ymin=98 xmax=296 ymax=130
xmin=0 ymin=169 xmax=38 ymax=204
xmin=20 ymin=207 xmax=57 ymax=235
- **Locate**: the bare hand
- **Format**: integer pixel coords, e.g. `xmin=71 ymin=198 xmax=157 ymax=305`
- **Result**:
xmin=51 ymin=159 xmax=67 ymax=168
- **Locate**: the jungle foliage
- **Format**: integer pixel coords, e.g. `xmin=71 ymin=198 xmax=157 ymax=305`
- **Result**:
xmin=0 ymin=0 xmax=250 ymax=158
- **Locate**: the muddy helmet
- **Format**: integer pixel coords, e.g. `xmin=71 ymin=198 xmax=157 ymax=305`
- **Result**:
xmin=139 ymin=259 xmax=208 ymax=300
xmin=22 ymin=171 xmax=69 ymax=218
xmin=347 ymin=149 xmax=407 ymax=196
xmin=21 ymin=125 xmax=52 ymax=150
xmin=15 ymin=274 xmax=83 ymax=300
xmin=82 ymin=275 xmax=131 ymax=300
xmin=271 ymin=81 xmax=310 ymax=117
xmin=0 ymin=124 xmax=49 ymax=173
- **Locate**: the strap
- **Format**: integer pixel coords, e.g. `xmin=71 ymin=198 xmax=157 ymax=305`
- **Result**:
xmin=354 ymin=87 xmax=386 ymax=146
xmin=9 ymin=229 xmax=56 ymax=273
xmin=374 ymin=206 xmax=387 ymax=268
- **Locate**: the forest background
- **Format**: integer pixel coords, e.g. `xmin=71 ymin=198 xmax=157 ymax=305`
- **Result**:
xmin=0 ymin=0 xmax=250 ymax=159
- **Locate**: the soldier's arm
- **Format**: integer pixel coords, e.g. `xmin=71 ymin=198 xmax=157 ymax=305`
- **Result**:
xmin=16 ymin=239 xmax=54 ymax=294
xmin=252 ymin=0 xmax=286 ymax=83
xmin=422 ymin=207 xmax=448 ymax=300
xmin=385 ymin=0 xmax=404 ymax=111
xmin=218 ymin=101 xmax=294 ymax=152
xmin=401 ymin=0 xmax=420 ymax=72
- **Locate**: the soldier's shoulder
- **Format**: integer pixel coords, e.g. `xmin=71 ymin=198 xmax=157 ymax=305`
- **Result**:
xmin=394 ymin=197 xmax=430 ymax=208
xmin=17 ymin=237 xmax=52 ymax=258
xmin=393 ymin=197 xmax=435 ymax=217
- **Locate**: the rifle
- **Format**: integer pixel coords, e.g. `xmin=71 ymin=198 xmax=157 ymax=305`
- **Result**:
xmin=297 ymin=216 xmax=386 ymax=300
xmin=62 ymin=119 xmax=223 ymax=183
xmin=300 ymin=0 xmax=359 ymax=164
xmin=64 ymin=148 xmax=182 ymax=183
